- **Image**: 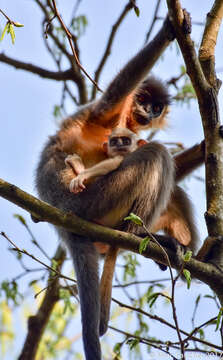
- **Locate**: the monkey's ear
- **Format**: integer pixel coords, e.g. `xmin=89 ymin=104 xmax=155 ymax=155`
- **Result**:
xmin=103 ymin=142 xmax=108 ymax=153
xmin=137 ymin=139 xmax=148 ymax=147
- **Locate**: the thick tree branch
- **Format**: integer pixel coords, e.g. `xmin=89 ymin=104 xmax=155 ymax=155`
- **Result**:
xmin=1 ymin=178 xmax=223 ymax=293
xmin=166 ymin=0 xmax=223 ymax=238
xmin=174 ymin=140 xmax=205 ymax=182
xmin=199 ymin=0 xmax=223 ymax=89
xmin=0 ymin=53 xmax=76 ymax=81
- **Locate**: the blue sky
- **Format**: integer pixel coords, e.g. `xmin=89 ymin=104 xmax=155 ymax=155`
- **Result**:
xmin=0 ymin=1 xmax=223 ymax=359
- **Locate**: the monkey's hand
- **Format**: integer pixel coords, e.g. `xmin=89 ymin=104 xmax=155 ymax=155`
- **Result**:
xmin=69 ymin=173 xmax=88 ymax=193
xmin=65 ymin=154 xmax=85 ymax=175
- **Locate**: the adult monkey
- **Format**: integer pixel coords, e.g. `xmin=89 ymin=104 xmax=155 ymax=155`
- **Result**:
xmin=36 ymin=15 xmax=194 ymax=360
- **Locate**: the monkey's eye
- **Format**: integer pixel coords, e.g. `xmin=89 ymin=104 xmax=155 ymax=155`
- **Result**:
xmin=136 ymin=94 xmax=149 ymax=105
xmin=121 ymin=137 xmax=131 ymax=146
xmin=109 ymin=138 xmax=118 ymax=147
xmin=151 ymin=103 xmax=164 ymax=117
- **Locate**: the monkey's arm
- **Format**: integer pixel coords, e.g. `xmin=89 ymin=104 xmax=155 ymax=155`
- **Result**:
xmin=70 ymin=155 xmax=124 ymax=193
xmin=60 ymin=153 xmax=86 ymax=190
xmin=65 ymin=154 xmax=85 ymax=175
xmin=93 ymin=17 xmax=175 ymax=121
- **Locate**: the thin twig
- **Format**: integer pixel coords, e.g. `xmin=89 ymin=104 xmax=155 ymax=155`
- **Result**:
xmin=91 ymin=1 xmax=133 ymax=100
xmin=183 ymin=316 xmax=217 ymax=344
xmin=113 ymin=277 xmax=170 ymax=288
xmin=0 ymin=8 xmax=12 ymax=23
xmin=144 ymin=0 xmax=162 ymax=43
xmin=51 ymin=0 xmax=102 ymax=92
xmin=109 ymin=325 xmax=179 ymax=359
xmin=1 ymin=232 xmax=75 ymax=283
xmin=112 ymin=297 xmax=223 ymax=350
xmin=142 ymin=224 xmax=185 ymax=359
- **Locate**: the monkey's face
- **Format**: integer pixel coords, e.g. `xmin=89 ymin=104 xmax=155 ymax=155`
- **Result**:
xmin=133 ymin=77 xmax=170 ymax=128
xmin=133 ymin=93 xmax=164 ymax=126
xmin=107 ymin=136 xmax=135 ymax=157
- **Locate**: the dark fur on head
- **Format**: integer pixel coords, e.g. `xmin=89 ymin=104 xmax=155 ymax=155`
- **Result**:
xmin=139 ymin=76 xmax=171 ymax=105
xmin=133 ymin=77 xmax=171 ymax=126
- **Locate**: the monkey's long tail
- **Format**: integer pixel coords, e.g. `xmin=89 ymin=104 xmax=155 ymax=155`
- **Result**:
xmin=66 ymin=234 xmax=101 ymax=360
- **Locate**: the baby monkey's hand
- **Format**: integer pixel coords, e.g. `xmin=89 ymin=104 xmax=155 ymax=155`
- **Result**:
xmin=65 ymin=154 xmax=85 ymax=175
xmin=69 ymin=173 xmax=87 ymax=193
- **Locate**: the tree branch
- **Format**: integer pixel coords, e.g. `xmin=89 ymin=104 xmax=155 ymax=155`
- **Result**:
xmin=144 ymin=0 xmax=162 ymax=43
xmin=18 ymin=246 xmax=66 ymax=360
xmin=91 ymin=1 xmax=134 ymax=100
xmin=166 ymin=0 xmax=223 ymax=237
xmin=0 ymin=53 xmax=76 ymax=81
xmin=199 ymin=0 xmax=223 ymax=89
xmin=34 ymin=0 xmax=88 ymax=104
xmin=51 ymin=0 xmax=102 ymax=93
xmin=1 ymin=177 xmax=223 ymax=293
xmin=174 ymin=140 xmax=205 ymax=182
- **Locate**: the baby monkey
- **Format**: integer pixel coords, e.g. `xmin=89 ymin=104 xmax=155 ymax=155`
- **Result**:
xmin=65 ymin=128 xmax=147 ymax=194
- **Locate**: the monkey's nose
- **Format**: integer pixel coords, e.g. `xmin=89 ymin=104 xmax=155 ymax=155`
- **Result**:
xmin=143 ymin=104 xmax=150 ymax=113
xmin=116 ymin=139 xmax=123 ymax=147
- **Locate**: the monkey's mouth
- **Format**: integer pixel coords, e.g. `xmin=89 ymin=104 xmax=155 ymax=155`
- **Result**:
xmin=117 ymin=148 xmax=129 ymax=153
xmin=114 ymin=148 xmax=130 ymax=155
xmin=134 ymin=112 xmax=151 ymax=126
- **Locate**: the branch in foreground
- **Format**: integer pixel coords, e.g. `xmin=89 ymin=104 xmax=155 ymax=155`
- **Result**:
xmin=0 ymin=177 xmax=223 ymax=290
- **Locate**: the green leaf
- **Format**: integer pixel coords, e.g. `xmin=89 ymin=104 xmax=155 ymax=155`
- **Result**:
xmin=0 ymin=22 xmax=10 ymax=41
xmin=1 ymin=280 xmax=23 ymax=305
xmin=8 ymin=23 xmax=15 ymax=44
xmin=126 ymin=338 xmax=139 ymax=350
xmin=180 ymin=65 xmax=186 ymax=74
xmin=29 ymin=279 xmax=38 ymax=287
xmin=195 ymin=294 xmax=201 ymax=306
xmin=198 ymin=328 xmax=205 ymax=340
xmin=113 ymin=342 xmax=122 ymax=356
xmin=147 ymin=293 xmax=159 ymax=308
xmin=133 ymin=6 xmax=140 ymax=17
xmin=71 ymin=15 xmax=88 ymax=38
xmin=123 ymin=254 xmax=139 ymax=281
xmin=14 ymin=214 xmax=26 ymax=226
xmin=139 ymin=236 xmax=150 ymax=254
xmin=59 ymin=288 xmax=74 ymax=314
xmin=13 ymin=22 xmax=24 ymax=28
xmin=53 ymin=105 xmax=62 ymax=119
xmin=183 ymin=269 xmax=191 ymax=289
xmin=124 ymin=213 xmax=143 ymax=226
xmin=216 ymin=308 xmax=223 ymax=331
xmin=183 ymin=250 xmax=192 ymax=262
xmin=51 ymin=259 xmax=58 ymax=271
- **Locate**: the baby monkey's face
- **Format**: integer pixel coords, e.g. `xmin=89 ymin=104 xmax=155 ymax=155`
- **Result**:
xmin=107 ymin=135 xmax=137 ymax=157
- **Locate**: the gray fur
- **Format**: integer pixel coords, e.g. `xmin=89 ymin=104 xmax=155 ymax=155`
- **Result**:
xmin=36 ymin=139 xmax=174 ymax=360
